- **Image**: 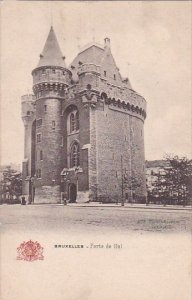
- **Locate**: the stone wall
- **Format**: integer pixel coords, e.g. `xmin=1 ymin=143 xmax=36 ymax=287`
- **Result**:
xmin=35 ymin=98 xmax=63 ymax=187
xmin=95 ymin=102 xmax=146 ymax=203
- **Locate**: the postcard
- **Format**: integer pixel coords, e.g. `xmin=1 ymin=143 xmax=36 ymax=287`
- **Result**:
xmin=0 ymin=1 xmax=191 ymax=300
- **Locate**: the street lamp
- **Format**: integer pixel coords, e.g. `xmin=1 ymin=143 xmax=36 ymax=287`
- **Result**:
xmin=30 ymin=174 xmax=36 ymax=204
xmin=61 ymin=170 xmax=69 ymax=205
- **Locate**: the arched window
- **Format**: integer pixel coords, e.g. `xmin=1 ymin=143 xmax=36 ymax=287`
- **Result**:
xmin=76 ymin=111 xmax=79 ymax=131
xmin=69 ymin=111 xmax=79 ymax=133
xmin=70 ymin=113 xmax=75 ymax=132
xmin=70 ymin=142 xmax=80 ymax=168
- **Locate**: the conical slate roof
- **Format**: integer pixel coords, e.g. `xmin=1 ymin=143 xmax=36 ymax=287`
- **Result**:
xmin=37 ymin=26 xmax=66 ymax=68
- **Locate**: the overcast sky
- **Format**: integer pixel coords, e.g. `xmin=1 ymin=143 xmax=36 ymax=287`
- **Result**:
xmin=1 ymin=1 xmax=191 ymax=165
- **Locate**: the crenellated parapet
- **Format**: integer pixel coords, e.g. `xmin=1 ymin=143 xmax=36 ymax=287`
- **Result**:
xmin=32 ymin=66 xmax=72 ymax=100
xmin=102 ymin=94 xmax=146 ymax=121
xmin=77 ymin=63 xmax=101 ymax=76
xmin=100 ymin=79 xmax=146 ymax=110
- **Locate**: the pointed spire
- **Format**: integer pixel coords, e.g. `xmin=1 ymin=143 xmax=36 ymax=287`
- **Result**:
xmin=37 ymin=26 xmax=66 ymax=68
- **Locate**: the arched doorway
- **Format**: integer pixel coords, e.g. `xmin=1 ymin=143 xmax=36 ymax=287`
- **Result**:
xmin=69 ymin=184 xmax=77 ymax=203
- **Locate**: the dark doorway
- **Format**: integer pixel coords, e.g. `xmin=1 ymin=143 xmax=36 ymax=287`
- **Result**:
xmin=69 ymin=184 xmax=77 ymax=203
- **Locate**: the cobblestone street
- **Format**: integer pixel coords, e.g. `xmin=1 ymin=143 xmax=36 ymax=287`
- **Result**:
xmin=1 ymin=204 xmax=191 ymax=234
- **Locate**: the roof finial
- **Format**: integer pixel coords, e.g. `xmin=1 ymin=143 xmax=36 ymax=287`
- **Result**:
xmin=104 ymin=37 xmax=110 ymax=49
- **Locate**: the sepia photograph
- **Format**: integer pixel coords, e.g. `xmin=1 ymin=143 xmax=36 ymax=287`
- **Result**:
xmin=0 ymin=1 xmax=191 ymax=300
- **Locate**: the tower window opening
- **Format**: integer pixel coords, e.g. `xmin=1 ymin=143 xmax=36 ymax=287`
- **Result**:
xmin=44 ymin=105 xmax=47 ymax=112
xmin=70 ymin=113 xmax=75 ymax=132
xmin=76 ymin=111 xmax=79 ymax=131
xmin=27 ymin=111 xmax=30 ymax=116
xmin=40 ymin=150 xmax=43 ymax=161
xmin=36 ymin=133 xmax=41 ymax=143
xmin=68 ymin=110 xmax=80 ymax=134
xmin=36 ymin=119 xmax=42 ymax=127
xmin=36 ymin=169 xmax=41 ymax=179
xmin=61 ymin=136 xmax=64 ymax=147
xmin=70 ymin=142 xmax=80 ymax=168
xmin=104 ymin=71 xmax=107 ymax=77
xmin=52 ymin=121 xmax=56 ymax=130
xmin=52 ymin=69 xmax=56 ymax=74
xmin=114 ymin=74 xmax=116 ymax=80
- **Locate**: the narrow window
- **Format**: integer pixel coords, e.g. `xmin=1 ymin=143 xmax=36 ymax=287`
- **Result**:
xmin=52 ymin=121 xmax=56 ymax=130
xmin=114 ymin=74 xmax=116 ymax=80
xmin=36 ymin=169 xmax=42 ymax=179
xmin=36 ymin=119 xmax=42 ymax=127
xmin=104 ymin=71 xmax=107 ymax=77
xmin=52 ymin=69 xmax=56 ymax=74
xmin=27 ymin=111 xmax=30 ymax=116
xmin=70 ymin=113 xmax=75 ymax=132
xmin=61 ymin=136 xmax=64 ymax=147
xmin=40 ymin=150 xmax=43 ymax=161
xmin=76 ymin=111 xmax=79 ymax=131
xmin=44 ymin=105 xmax=47 ymax=112
xmin=36 ymin=133 xmax=41 ymax=143
xmin=70 ymin=142 xmax=80 ymax=167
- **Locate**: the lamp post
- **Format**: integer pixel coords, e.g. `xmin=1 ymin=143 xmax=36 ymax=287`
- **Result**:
xmin=30 ymin=174 xmax=36 ymax=204
xmin=61 ymin=170 xmax=69 ymax=205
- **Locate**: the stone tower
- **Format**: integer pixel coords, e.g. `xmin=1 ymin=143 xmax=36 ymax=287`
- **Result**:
xmin=22 ymin=27 xmax=147 ymax=204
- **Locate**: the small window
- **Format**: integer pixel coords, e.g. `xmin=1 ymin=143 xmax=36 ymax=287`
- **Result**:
xmin=36 ymin=133 xmax=41 ymax=143
xmin=36 ymin=119 xmax=42 ymax=127
xmin=114 ymin=74 xmax=116 ymax=80
xmin=61 ymin=136 xmax=64 ymax=147
xmin=104 ymin=71 xmax=106 ymax=77
xmin=42 ymin=69 xmax=46 ymax=74
xmin=52 ymin=121 xmax=56 ymax=130
xmin=70 ymin=113 xmax=75 ymax=132
xmin=52 ymin=69 xmax=56 ymax=74
xmin=44 ymin=105 xmax=47 ymax=112
xmin=63 ymin=71 xmax=65 ymax=75
xmin=76 ymin=111 xmax=79 ymax=130
xmin=27 ymin=111 xmax=30 ymax=116
xmin=40 ymin=150 xmax=43 ymax=161
xmin=70 ymin=142 xmax=80 ymax=168
xmin=36 ymin=169 xmax=41 ymax=179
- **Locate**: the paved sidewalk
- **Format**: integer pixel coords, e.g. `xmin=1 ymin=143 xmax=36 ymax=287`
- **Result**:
xmin=66 ymin=202 xmax=192 ymax=210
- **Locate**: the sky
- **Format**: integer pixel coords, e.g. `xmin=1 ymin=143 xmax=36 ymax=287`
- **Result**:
xmin=0 ymin=1 xmax=191 ymax=165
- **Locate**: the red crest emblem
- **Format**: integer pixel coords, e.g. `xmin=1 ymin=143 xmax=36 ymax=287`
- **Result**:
xmin=17 ymin=240 xmax=44 ymax=262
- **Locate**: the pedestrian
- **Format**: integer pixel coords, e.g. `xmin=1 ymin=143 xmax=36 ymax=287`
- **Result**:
xmin=21 ymin=196 xmax=26 ymax=205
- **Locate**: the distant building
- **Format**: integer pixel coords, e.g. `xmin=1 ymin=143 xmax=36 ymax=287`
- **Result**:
xmin=21 ymin=27 xmax=147 ymax=204
xmin=146 ymin=160 xmax=169 ymax=194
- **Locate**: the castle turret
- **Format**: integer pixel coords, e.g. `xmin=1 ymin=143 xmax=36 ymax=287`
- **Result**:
xmin=32 ymin=26 xmax=72 ymax=203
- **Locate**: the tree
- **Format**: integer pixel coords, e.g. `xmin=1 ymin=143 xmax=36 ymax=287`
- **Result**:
xmin=156 ymin=155 xmax=192 ymax=206
xmin=0 ymin=166 xmax=22 ymax=203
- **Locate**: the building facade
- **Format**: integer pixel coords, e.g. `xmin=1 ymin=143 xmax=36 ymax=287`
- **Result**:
xmin=21 ymin=27 xmax=147 ymax=204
